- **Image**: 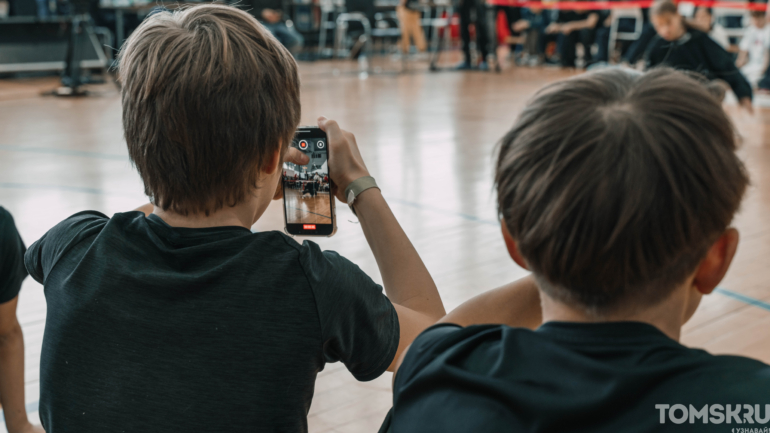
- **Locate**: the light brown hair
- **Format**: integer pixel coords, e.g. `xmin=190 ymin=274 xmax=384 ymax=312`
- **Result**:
xmin=118 ymin=4 xmax=301 ymax=215
xmin=495 ymin=68 xmax=749 ymax=315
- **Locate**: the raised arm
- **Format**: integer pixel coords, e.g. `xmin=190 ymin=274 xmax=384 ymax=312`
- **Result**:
xmin=319 ymin=117 xmax=445 ymax=371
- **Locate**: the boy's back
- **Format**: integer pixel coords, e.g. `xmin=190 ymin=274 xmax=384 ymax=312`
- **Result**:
xmin=392 ymin=323 xmax=770 ymax=432
xmin=387 ymin=68 xmax=767 ymax=431
xmin=26 ymin=211 xmax=397 ymax=431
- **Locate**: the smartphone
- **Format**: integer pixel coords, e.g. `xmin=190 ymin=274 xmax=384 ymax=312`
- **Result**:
xmin=282 ymin=127 xmax=337 ymax=236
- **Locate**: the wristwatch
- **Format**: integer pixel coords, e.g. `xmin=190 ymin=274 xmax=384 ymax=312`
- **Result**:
xmin=345 ymin=176 xmax=379 ymax=216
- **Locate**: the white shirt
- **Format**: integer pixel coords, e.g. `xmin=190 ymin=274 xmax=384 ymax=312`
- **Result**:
xmin=739 ymin=24 xmax=770 ymax=69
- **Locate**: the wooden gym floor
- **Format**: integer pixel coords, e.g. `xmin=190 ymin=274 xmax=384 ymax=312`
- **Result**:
xmin=284 ymin=188 xmax=333 ymax=224
xmin=1 ymin=60 xmax=769 ymax=432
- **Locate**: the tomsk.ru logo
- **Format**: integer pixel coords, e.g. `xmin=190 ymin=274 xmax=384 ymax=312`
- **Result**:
xmin=655 ymin=404 xmax=770 ymax=425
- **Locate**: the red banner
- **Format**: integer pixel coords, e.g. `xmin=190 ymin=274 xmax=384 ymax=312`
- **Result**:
xmin=485 ymin=0 xmax=768 ymax=11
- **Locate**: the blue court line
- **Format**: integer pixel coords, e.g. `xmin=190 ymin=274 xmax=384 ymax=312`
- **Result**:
xmin=0 ymin=144 xmax=128 ymax=161
xmin=715 ymin=287 xmax=770 ymax=312
xmin=2 ymin=181 xmax=770 ymax=314
xmin=385 ymin=196 xmax=499 ymax=226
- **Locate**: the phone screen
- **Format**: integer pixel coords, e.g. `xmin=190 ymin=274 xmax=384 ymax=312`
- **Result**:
xmin=282 ymin=128 xmax=336 ymax=236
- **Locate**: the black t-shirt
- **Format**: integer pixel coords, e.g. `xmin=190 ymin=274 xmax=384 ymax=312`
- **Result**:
xmin=0 ymin=207 xmax=27 ymax=304
xmin=390 ymin=322 xmax=770 ymax=432
xmin=557 ymin=9 xmax=600 ymax=27
xmin=25 ymin=211 xmax=399 ymax=433
xmin=645 ymin=29 xmax=753 ymax=100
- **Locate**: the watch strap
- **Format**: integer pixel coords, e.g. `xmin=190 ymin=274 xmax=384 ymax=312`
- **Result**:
xmin=345 ymin=176 xmax=378 ymax=215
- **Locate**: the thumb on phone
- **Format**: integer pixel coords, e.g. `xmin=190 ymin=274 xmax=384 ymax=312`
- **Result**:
xmin=284 ymin=147 xmax=309 ymax=166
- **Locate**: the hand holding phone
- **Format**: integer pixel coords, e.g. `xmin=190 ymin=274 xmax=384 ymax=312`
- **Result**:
xmin=316 ymin=116 xmax=371 ymax=202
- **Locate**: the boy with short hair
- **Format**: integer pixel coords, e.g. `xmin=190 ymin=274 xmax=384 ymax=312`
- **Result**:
xmin=385 ymin=68 xmax=770 ymax=432
xmin=0 ymin=207 xmax=43 ymax=433
xmin=24 ymin=4 xmax=444 ymax=432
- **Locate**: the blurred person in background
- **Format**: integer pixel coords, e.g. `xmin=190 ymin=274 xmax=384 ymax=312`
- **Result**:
xmin=457 ymin=0 xmax=491 ymax=70
xmin=735 ymin=10 xmax=770 ymax=86
xmin=645 ymin=0 xmax=753 ymax=112
xmin=546 ymin=0 xmax=601 ymax=68
xmin=397 ymin=0 xmax=427 ymax=55
xmin=249 ymin=0 xmax=304 ymax=53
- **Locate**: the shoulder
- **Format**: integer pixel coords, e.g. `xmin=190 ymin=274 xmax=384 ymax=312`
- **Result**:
xmin=24 ymin=210 xmax=109 ymax=284
xmin=290 ymin=237 xmax=366 ymax=282
xmin=0 ymin=206 xmax=18 ymax=238
xmin=395 ymin=324 xmax=511 ymax=388
xmin=663 ymin=347 xmax=770 ymax=397
xmin=689 ymin=29 xmax=714 ymax=45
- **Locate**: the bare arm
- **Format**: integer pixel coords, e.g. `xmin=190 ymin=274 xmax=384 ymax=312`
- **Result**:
xmin=0 ymin=297 xmax=42 ymax=433
xmin=736 ymin=50 xmax=748 ymax=68
xmin=392 ymin=275 xmax=542 ymax=384
xmin=319 ymin=117 xmax=445 ymax=371
xmin=439 ymin=274 xmax=542 ymax=328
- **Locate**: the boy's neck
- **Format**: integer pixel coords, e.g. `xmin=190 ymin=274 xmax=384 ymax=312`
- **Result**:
xmin=539 ymin=285 xmax=696 ymax=342
xmin=152 ymin=200 xmax=262 ymax=230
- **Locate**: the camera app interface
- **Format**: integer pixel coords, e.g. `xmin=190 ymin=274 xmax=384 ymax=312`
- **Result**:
xmin=283 ymin=137 xmax=332 ymax=229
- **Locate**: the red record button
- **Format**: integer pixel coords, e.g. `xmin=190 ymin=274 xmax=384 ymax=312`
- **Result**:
xmin=303 ymin=224 xmax=316 ymax=230
xmin=298 ymin=140 xmax=309 ymax=150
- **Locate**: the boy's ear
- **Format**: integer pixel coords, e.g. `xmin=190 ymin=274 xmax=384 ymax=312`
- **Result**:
xmin=693 ymin=228 xmax=740 ymax=295
xmin=502 ymin=224 xmax=529 ymax=270
xmin=263 ymin=148 xmax=282 ymax=176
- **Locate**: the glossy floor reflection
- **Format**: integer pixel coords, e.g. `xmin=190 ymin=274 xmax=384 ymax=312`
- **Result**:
xmin=0 ymin=63 xmax=769 ymax=432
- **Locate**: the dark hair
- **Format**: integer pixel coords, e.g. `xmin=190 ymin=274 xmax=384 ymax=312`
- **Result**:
xmin=495 ymin=68 xmax=748 ymax=315
xmin=650 ymin=0 xmax=679 ymax=17
xmin=118 ymin=4 xmax=301 ymax=215
xmin=750 ymin=9 xmax=765 ymax=18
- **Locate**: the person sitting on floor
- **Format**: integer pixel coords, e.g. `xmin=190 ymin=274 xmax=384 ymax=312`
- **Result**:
xmin=545 ymin=0 xmax=601 ymax=68
xmin=645 ymin=0 xmax=753 ymax=112
xmin=383 ymin=67 xmax=770 ymax=432
xmin=248 ymin=0 xmax=304 ymax=54
xmin=24 ymin=5 xmax=445 ymax=432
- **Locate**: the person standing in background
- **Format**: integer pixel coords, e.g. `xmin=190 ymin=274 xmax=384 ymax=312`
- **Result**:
xmin=248 ymin=0 xmax=304 ymax=53
xmin=0 ymin=207 xmax=43 ymax=433
xmin=397 ymin=0 xmax=427 ymax=55
xmin=457 ymin=0 xmax=491 ymax=70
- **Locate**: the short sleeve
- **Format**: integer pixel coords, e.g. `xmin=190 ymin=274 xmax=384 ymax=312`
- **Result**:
xmin=0 ymin=208 xmax=28 ymax=304
xmin=297 ymin=240 xmax=399 ymax=381
xmin=24 ymin=211 xmax=109 ymax=285
xmin=392 ymin=324 xmax=462 ymax=393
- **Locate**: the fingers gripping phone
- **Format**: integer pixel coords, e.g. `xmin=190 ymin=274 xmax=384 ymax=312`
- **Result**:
xmin=282 ymin=127 xmax=337 ymax=236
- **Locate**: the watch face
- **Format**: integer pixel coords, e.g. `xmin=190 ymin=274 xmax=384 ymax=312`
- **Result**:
xmin=347 ymin=190 xmax=355 ymax=205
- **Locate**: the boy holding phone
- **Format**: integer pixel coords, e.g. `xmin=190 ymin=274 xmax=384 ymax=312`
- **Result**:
xmin=386 ymin=68 xmax=770 ymax=432
xmin=24 ymin=5 xmax=444 ymax=432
